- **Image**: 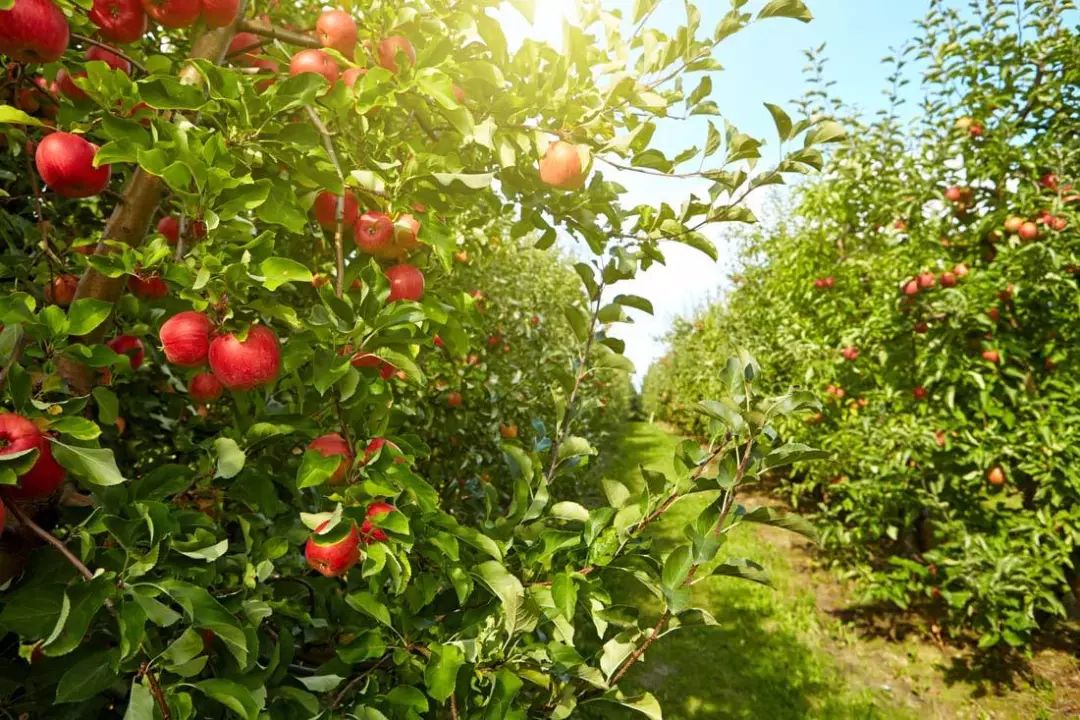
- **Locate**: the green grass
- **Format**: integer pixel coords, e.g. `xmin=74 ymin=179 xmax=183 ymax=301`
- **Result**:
xmin=588 ymin=422 xmax=911 ymax=720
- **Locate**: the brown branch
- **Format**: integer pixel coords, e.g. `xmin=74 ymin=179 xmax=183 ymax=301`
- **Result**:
xmin=1 ymin=496 xmax=93 ymax=581
xmin=633 ymin=436 xmax=731 ymax=535
xmin=139 ymin=662 xmax=172 ymax=720
xmin=331 ymin=655 xmax=390 ymax=709
xmin=1014 ymin=60 xmax=1045 ymax=127
xmin=610 ymin=610 xmax=670 ymax=685
xmin=450 ymin=693 xmax=459 ymax=720
xmin=238 ymin=18 xmax=321 ymax=49
xmin=71 ymin=33 xmax=148 ymax=75
xmin=59 ymin=18 xmax=247 ymax=395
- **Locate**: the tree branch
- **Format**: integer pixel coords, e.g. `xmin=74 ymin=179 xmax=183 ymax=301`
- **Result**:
xmin=238 ymin=18 xmax=322 ymax=49
xmin=610 ymin=610 xmax=670 ymax=685
xmin=71 ymin=33 xmax=148 ymax=75
xmin=305 ymin=105 xmax=347 ymax=298
xmin=1 ymin=496 xmax=93 ymax=581
xmin=139 ymin=662 xmax=172 ymax=720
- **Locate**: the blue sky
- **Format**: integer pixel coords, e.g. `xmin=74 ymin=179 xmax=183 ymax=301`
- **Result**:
xmin=497 ymin=0 xmax=932 ymax=382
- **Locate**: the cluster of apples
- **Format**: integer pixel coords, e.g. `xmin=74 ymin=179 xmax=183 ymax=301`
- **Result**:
xmin=943 ymin=185 xmax=974 ymax=214
xmin=812 ymin=276 xmax=835 ymax=290
xmin=304 ymin=501 xmax=395 ymax=577
xmin=954 ymin=116 xmax=984 ymax=138
xmin=0 ymin=413 xmax=67 ymax=501
xmin=901 ymin=264 xmax=967 ymax=298
xmin=158 ymin=311 xmax=281 ymax=401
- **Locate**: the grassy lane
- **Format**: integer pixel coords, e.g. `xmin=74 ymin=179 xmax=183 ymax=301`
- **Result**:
xmin=588 ymin=423 xmax=1080 ymax=719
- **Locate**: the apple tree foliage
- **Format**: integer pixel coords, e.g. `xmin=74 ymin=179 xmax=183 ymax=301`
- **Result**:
xmin=644 ymin=0 xmax=1079 ymax=649
xmin=0 ymin=0 xmax=834 ymax=715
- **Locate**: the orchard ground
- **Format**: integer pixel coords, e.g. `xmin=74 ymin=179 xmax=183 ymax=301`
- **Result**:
xmin=588 ymin=423 xmax=1080 ymax=720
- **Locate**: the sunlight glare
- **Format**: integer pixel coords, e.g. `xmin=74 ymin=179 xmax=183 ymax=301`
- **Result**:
xmin=497 ymin=0 xmax=581 ymax=51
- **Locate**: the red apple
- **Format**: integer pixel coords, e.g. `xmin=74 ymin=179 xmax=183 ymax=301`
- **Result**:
xmin=208 ymin=325 xmax=281 ymax=391
xmin=433 ymin=335 xmax=444 ymax=348
xmin=252 ymin=57 xmax=279 ymax=91
xmin=968 ymin=123 xmax=983 ymax=137
xmin=55 ymin=68 xmax=89 ymax=102
xmin=500 ymin=424 xmax=518 ymax=439
xmin=953 ymin=263 xmax=969 ymax=277
xmin=987 ymin=466 xmax=1005 ymax=486
xmin=341 ymin=66 xmax=366 ymax=88
xmin=354 ymin=211 xmax=397 ymax=257
xmin=530 ymin=315 xmax=541 ymax=327
xmin=157 ymin=215 xmax=179 ymax=244
xmin=944 ymin=186 xmax=963 ymax=202
xmin=227 ymin=31 xmax=261 ymax=65
xmin=289 ymin=49 xmax=338 ymax=84
xmin=348 ymin=350 xmax=380 ymax=369
xmin=128 ymin=272 xmax=168 ymax=299
xmin=0 ymin=0 xmax=70 ymax=63
xmin=88 ymin=0 xmax=147 ymax=43
xmin=1018 ymin=221 xmax=1038 ymax=241
xmin=86 ymin=45 xmax=131 ymax=73
xmin=452 ymin=83 xmax=466 ymax=104
xmin=359 ymin=501 xmax=395 ymax=544
xmin=1003 ymin=216 xmax=1024 ymax=234
xmin=447 ymin=391 xmax=462 ymax=408
xmin=313 ymin=190 xmax=358 ymax=230
xmin=902 ymin=279 xmax=919 ymax=297
xmin=108 ymin=334 xmax=144 ymax=370
xmin=35 ymin=132 xmax=111 ymax=198
xmin=981 ymin=349 xmax=1000 ymax=364
xmin=0 ymin=413 xmax=65 ymax=498
xmin=939 ymin=271 xmax=957 ymax=288
xmin=539 ymin=140 xmax=585 ymax=190
xmin=912 ymin=386 xmax=927 ymax=400
xmin=45 ymin=274 xmax=78 ymax=306
xmin=201 ymin=0 xmax=239 ymax=28
xmin=377 ymin=35 xmax=415 ymax=73
xmin=987 ymin=307 xmax=1000 ymax=322
xmin=1049 ymin=215 xmax=1067 ymax=232
xmin=305 ymin=520 xmax=361 ymax=577
xmin=140 ymin=0 xmax=200 ymax=27
xmin=841 ymin=346 xmax=859 ymax=362
xmin=916 ymin=271 xmax=936 ymax=289
xmin=385 ymin=264 xmax=424 ymax=302
xmin=308 ymin=432 xmax=353 ymax=485
xmin=394 ymin=213 xmax=421 ymax=251
xmin=914 ymin=321 xmax=929 ymax=334
xmin=159 ymin=311 xmax=212 ymax=367
xmin=1038 ymin=173 xmax=1058 ymax=191
xmin=189 ymin=372 xmax=223 ymax=402
xmin=316 ymin=10 xmax=357 ymax=56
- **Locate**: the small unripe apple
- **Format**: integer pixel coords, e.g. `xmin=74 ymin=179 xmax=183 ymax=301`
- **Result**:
xmin=128 ymin=272 xmax=168 ymax=299
xmin=939 ymin=271 xmax=957 ymax=288
xmin=986 ymin=466 xmax=1005 ymax=486
xmin=316 ymin=9 xmax=357 ymax=56
xmin=377 ymin=35 xmax=416 ymax=73
xmin=290 ymin=48 xmax=339 ymax=84
xmin=208 ymin=325 xmax=281 ymax=391
xmin=0 ymin=412 xmax=66 ymax=499
xmin=1018 ymin=221 xmax=1038 ymax=241
xmin=539 ymin=141 xmax=585 ymax=190
xmin=1003 ymin=216 xmax=1024 ymax=234
xmin=313 ymin=190 xmax=358 ymax=230
xmin=447 ymin=391 xmax=463 ymax=408
xmin=354 ymin=211 xmax=396 ymax=257
xmin=359 ymin=501 xmax=395 ymax=543
xmin=305 ymin=520 xmax=361 ymax=577
xmin=386 ymin=264 xmax=424 ymax=302
xmin=159 ymin=311 xmax=212 ymax=367
xmin=107 ymin=335 xmax=144 ymax=370
xmin=981 ymin=349 xmax=1000 ymax=364
xmin=89 ymin=0 xmax=147 ymax=43
xmin=140 ymin=0 xmax=200 ymax=28
xmin=188 ymin=372 xmax=223 ymax=403
xmin=0 ymin=0 xmax=70 ymax=63
xmin=35 ymin=132 xmax=111 ymax=198
xmin=952 ymin=263 xmax=969 ymax=277
xmin=308 ymin=432 xmax=353 ymax=485
xmin=200 ymin=0 xmax=239 ymax=28
xmin=45 ymin=274 xmax=78 ymax=306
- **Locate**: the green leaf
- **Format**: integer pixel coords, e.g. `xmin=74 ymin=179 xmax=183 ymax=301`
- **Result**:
xmin=191 ymin=679 xmax=262 ymax=720
xmin=66 ymin=299 xmax=113 ymax=336
xmin=213 ymin=437 xmax=246 ymax=479
xmin=613 ymin=294 xmax=654 ymax=315
xmin=346 ymin=591 xmax=393 ymax=627
xmin=741 ymin=506 xmax=818 ymax=542
xmin=709 ymin=558 xmax=771 ymax=586
xmin=297 ymin=448 xmax=342 ymax=488
xmin=44 ymin=575 xmax=115 ymax=656
xmin=764 ymin=103 xmax=792 ymax=141
xmin=49 ymin=416 xmax=102 ymax=441
xmin=662 ymin=545 xmax=693 ymax=590
xmin=558 ymin=436 xmax=596 ymax=462
xmin=51 ymin=440 xmax=127 ymax=486
xmin=259 ymin=257 xmax=313 ymax=291
xmin=425 ymin=642 xmax=465 ymax=702
xmin=55 ymin=649 xmax=120 ymax=703
xmin=123 ymin=680 xmax=155 ymax=720
xmin=431 ymin=172 xmax=494 ymax=189
xmin=757 ymin=0 xmax=813 ymax=22
xmin=0 ymin=104 xmax=46 ymax=126
xmin=805 ymin=119 xmax=846 ymax=145
xmin=761 ymin=442 xmax=827 ymax=470
xmin=474 ymin=561 xmax=525 ymax=635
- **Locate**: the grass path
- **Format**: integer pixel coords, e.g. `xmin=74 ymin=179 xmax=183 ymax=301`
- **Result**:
xmin=589 ymin=422 xmax=1076 ymax=720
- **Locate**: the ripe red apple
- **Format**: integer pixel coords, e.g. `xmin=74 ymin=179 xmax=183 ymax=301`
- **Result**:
xmin=308 ymin=432 xmax=353 ymax=485
xmin=912 ymin=386 xmax=927 ymax=400
xmin=986 ymin=466 xmax=1005 ymax=486
xmin=341 ymin=66 xmax=366 ymax=88
xmin=35 ymin=132 xmax=111 ymax=198
xmin=157 ymin=215 xmax=179 ymax=244
xmin=914 ymin=321 xmax=929 ymax=334
xmin=0 ymin=0 xmax=70 ymax=63
xmin=917 ymin=271 xmax=936 ymax=289
xmin=893 ymin=219 xmax=907 ymax=232
xmin=88 ymin=0 xmax=147 ymax=43
xmin=316 ymin=10 xmax=357 ymax=56
xmin=394 ymin=214 xmax=421 ymax=251
xmin=981 ymin=349 xmax=1000 ymax=364
xmin=305 ymin=520 xmax=361 ymax=577
xmin=354 ymin=211 xmax=397 ymax=257
xmin=108 ymin=335 xmax=144 ymax=370
xmin=15 ymin=85 xmax=40 ymax=114
xmin=940 ymin=271 xmax=957 ymax=288
xmin=159 ymin=311 xmax=212 ymax=367
xmin=45 ymin=273 xmax=78 ymax=306
xmin=500 ymin=424 xmax=518 ymax=439
xmin=313 ymin=190 xmax=358 ymax=230
xmin=530 ymin=314 xmax=541 ymax=327
xmin=841 ymin=346 xmax=859 ymax=362
xmin=289 ymin=49 xmax=338 ymax=84
xmin=227 ymin=31 xmax=261 ymax=65
xmin=1018 ymin=221 xmax=1039 ymax=241
xmin=140 ymin=0 xmax=200 ymax=27
xmin=447 ymin=391 xmax=462 ymax=408
xmin=1049 ymin=215 xmax=1067 ymax=232
xmin=385 ymin=264 xmax=424 ymax=302
xmin=188 ymin=372 xmax=223 ymax=403
xmin=201 ymin=0 xmax=239 ymax=28
xmin=359 ymin=501 xmax=395 ymax=544
xmin=968 ymin=122 xmax=983 ymax=137
xmin=433 ymin=335 xmax=444 ymax=348
xmin=902 ymin=279 xmax=919 ymax=297
xmin=944 ymin=186 xmax=963 ymax=202
xmin=1003 ymin=216 xmax=1024 ymax=234
xmin=0 ymin=413 xmax=66 ymax=499
xmin=813 ymin=278 xmax=825 ymax=289
xmin=348 ymin=350 xmax=380 ymax=369
xmin=86 ymin=45 xmax=131 ymax=73
xmin=55 ymin=68 xmax=89 ymax=102
xmin=208 ymin=325 xmax=281 ymax=391
xmin=377 ymin=35 xmax=416 ymax=73
xmin=252 ymin=57 xmax=279 ymax=91
xmin=128 ymin=272 xmax=168 ymax=299
xmin=1038 ymin=173 xmax=1058 ymax=191
xmin=953 ymin=263 xmax=969 ymax=277
xmin=539 ymin=140 xmax=585 ymax=190
xmin=987 ymin=307 xmax=1000 ymax=322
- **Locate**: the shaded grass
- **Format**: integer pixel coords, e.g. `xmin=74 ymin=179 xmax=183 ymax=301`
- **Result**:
xmin=584 ymin=422 xmax=912 ymax=720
